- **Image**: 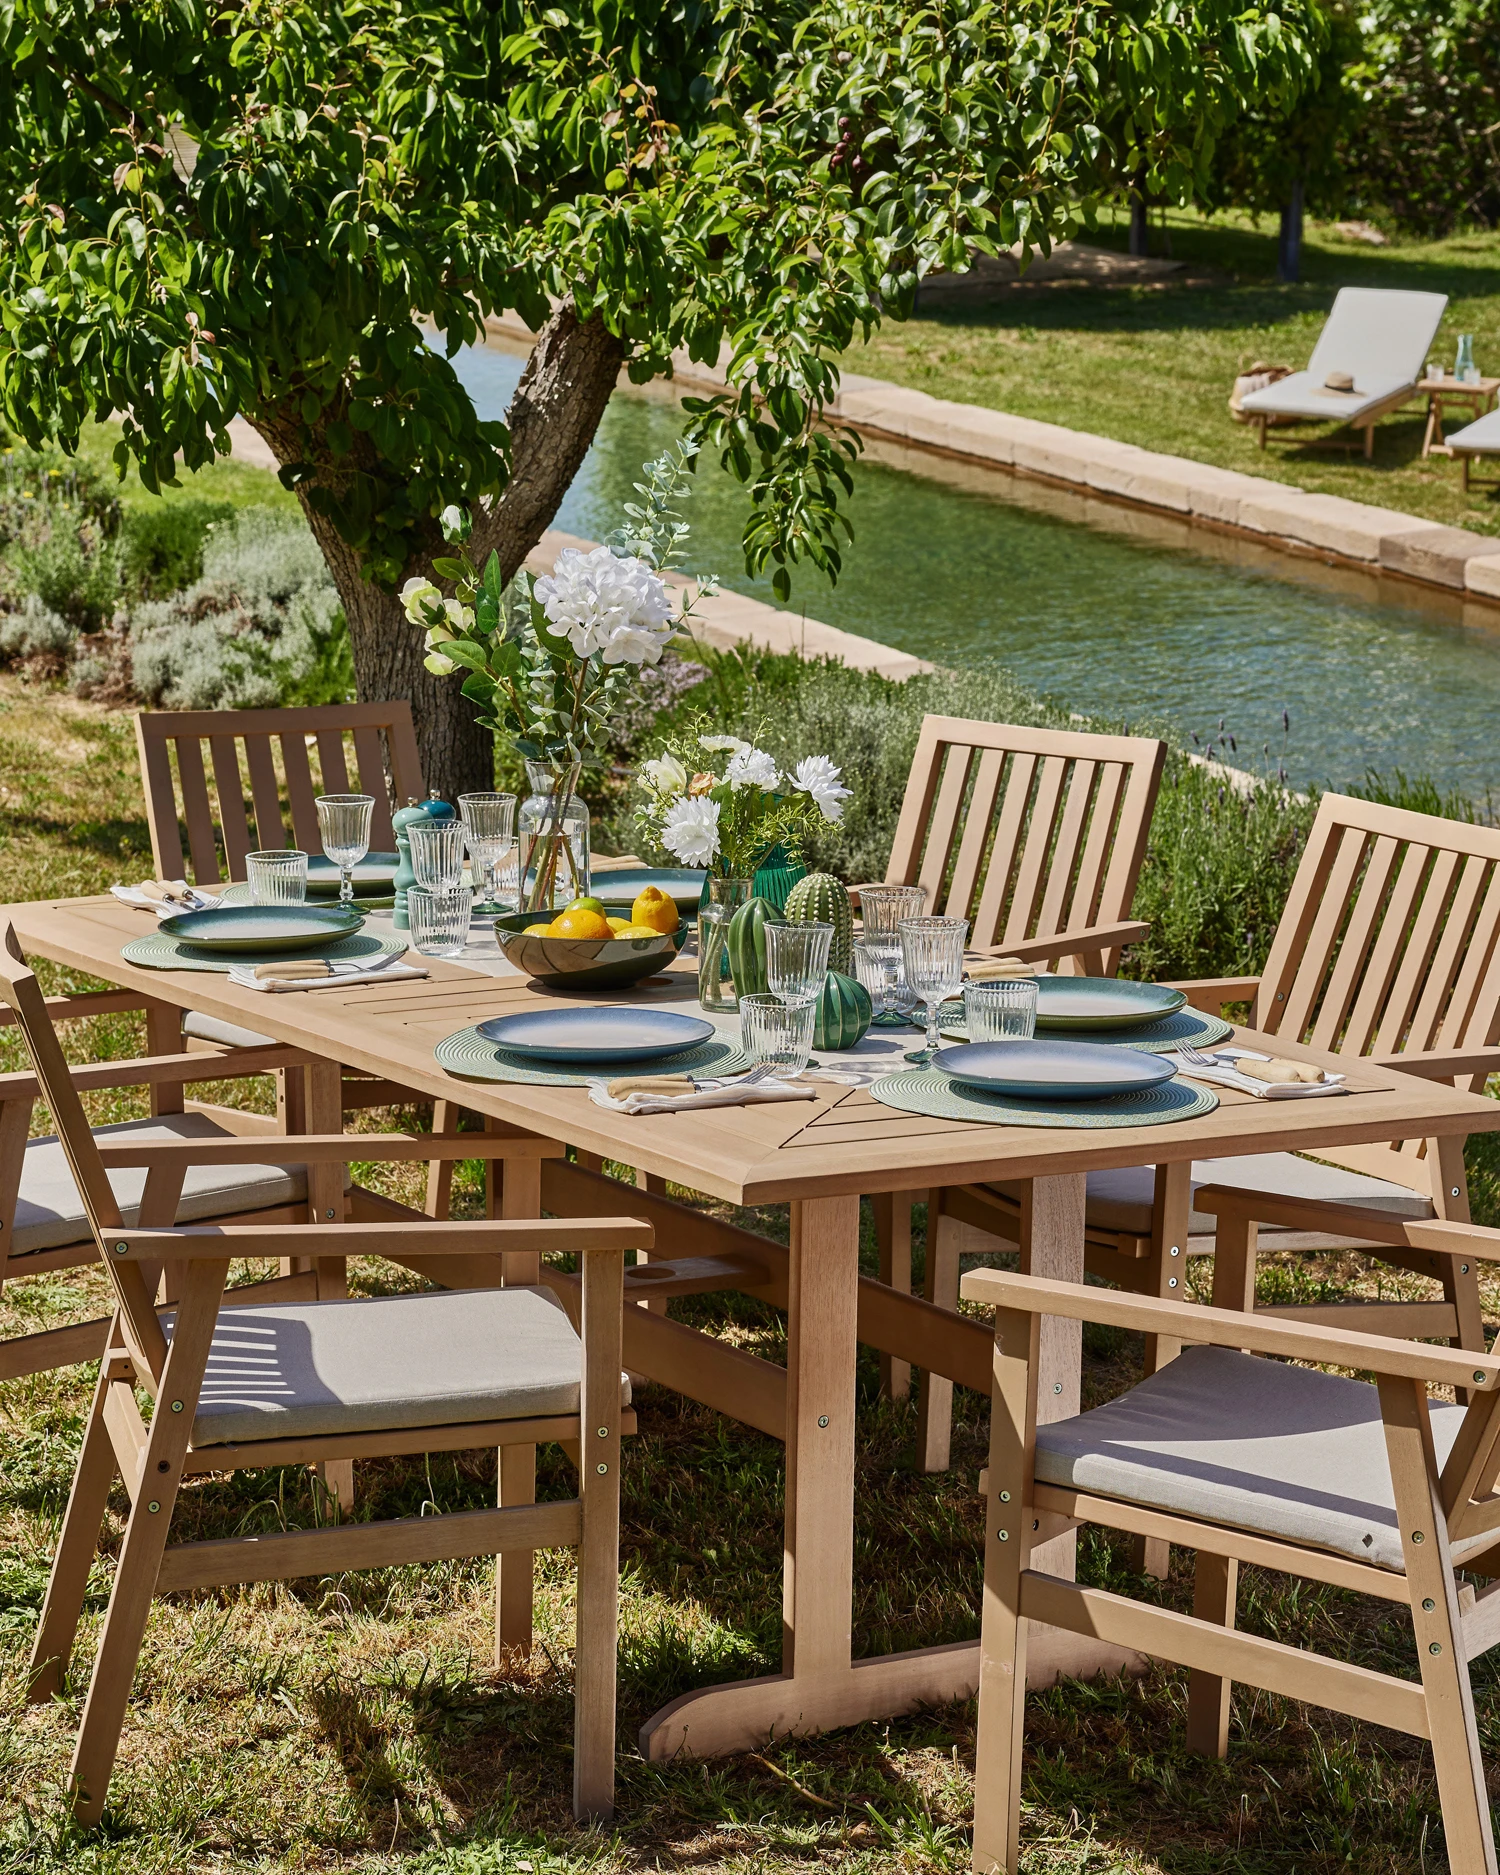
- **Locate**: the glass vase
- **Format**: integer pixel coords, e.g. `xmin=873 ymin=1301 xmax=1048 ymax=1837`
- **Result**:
xmin=517 ymin=759 xmax=591 ymax=912
xmin=697 ymin=876 xmax=752 ymax=1012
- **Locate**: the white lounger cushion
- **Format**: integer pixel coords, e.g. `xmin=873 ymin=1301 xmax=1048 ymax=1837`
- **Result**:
xmin=1239 ymin=286 xmax=1446 ymax=423
xmin=991 ymin=1149 xmax=1433 ymax=1239
xmin=1447 ymin=408 xmax=1500 ymax=455
xmin=1035 ymin=1344 xmax=1481 ymax=1572
xmin=12 ymin=1112 xmax=321 ymax=1259
xmin=176 ymin=1286 xmax=628 ymax=1445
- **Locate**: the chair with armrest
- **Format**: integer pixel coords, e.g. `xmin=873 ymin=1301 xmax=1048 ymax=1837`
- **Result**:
xmin=963 ymin=1251 xmax=1500 ymax=1874
xmin=0 ymin=923 xmax=642 ymax=1827
xmin=855 ymin=714 xmax=1166 ymax=1404
xmin=918 ymin=791 xmax=1500 ymax=1473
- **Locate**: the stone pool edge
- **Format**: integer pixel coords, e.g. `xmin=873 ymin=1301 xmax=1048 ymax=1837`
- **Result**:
xmin=485 ymin=312 xmax=1500 ymax=609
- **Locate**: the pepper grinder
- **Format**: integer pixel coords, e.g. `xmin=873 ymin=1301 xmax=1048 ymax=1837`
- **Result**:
xmin=392 ymin=790 xmax=457 ymax=931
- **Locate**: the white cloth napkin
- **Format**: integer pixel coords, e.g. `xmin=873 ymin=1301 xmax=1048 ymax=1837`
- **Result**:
xmin=588 ymin=1074 xmax=820 ymax=1115
xmin=1166 ymin=1047 xmax=1348 ymax=1099
xmin=227 ymin=957 xmax=428 ymax=993
xmin=112 ymin=882 xmax=221 ymax=915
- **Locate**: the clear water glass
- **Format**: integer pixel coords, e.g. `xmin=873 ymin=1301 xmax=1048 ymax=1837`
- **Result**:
xmin=740 ymin=993 xmax=817 ymax=1078
xmin=408 ymin=819 xmax=465 ymax=891
xmin=963 ymin=977 xmax=1038 ymax=1043
xmin=767 ymin=921 xmax=833 ymax=1006
xmin=459 ymin=793 xmax=517 ymax=919
xmin=860 ymin=886 xmax=927 ymax=1020
xmin=246 ymin=849 xmax=308 ymax=905
xmin=408 ymin=884 xmax=472 ymax=956
xmin=900 ymin=916 xmax=969 ymax=1064
xmin=852 ymin=939 xmax=896 ymax=1022
xmin=315 ymin=794 xmax=374 ymax=904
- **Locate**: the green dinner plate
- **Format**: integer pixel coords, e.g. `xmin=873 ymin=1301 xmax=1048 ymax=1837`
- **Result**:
xmin=157 ymin=904 xmax=366 ymax=953
xmin=305 ymin=852 xmax=399 ymax=897
xmin=591 ymin=866 xmax=706 ymax=911
xmin=1034 ymin=977 xmax=1188 ymax=1031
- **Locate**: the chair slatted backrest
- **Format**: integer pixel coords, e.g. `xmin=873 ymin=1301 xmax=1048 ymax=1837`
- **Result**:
xmin=0 ymin=926 xmax=168 ymax=1383
xmin=1254 ymin=793 xmax=1500 ymax=1184
xmin=136 ymin=704 xmax=424 ymax=886
xmin=883 ymin=716 xmax=1166 ymax=971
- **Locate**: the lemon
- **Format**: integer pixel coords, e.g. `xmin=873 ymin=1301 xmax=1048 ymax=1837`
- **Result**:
xmin=630 ymin=885 xmax=679 ymax=935
xmin=605 ymin=916 xmax=634 ymax=934
xmin=551 ymin=907 xmax=614 ymax=940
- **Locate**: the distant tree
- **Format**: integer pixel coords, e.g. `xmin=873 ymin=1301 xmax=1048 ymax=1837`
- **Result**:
xmin=0 ymin=0 xmax=1326 ymax=791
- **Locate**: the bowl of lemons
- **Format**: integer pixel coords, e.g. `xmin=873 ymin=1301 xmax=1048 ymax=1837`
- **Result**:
xmin=492 ymin=887 xmax=687 ymax=989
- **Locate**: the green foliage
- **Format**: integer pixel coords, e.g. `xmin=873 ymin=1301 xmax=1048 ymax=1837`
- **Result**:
xmin=119 ymin=497 xmax=233 ymax=601
xmin=0 ymin=0 xmax=1326 ymax=614
xmin=1338 ymin=0 xmax=1500 ymax=234
xmin=1206 ymin=5 xmax=1361 ymax=214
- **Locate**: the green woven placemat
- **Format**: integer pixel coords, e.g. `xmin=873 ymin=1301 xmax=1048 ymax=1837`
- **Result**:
xmin=121 ymin=931 xmax=408 ymax=974
xmin=870 ymin=1067 xmax=1219 ymax=1129
xmin=940 ymin=1008 xmax=1234 ymax=1054
xmin=435 ymin=1026 xmax=755 ymax=1088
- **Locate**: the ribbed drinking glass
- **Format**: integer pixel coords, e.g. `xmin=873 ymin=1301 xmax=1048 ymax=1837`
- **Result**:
xmin=852 ymin=939 xmax=896 ymax=1023
xmin=740 ymin=993 xmax=816 ymax=1078
xmin=315 ymin=794 xmax=374 ymax=904
xmin=900 ymin=916 xmax=969 ymax=1064
xmin=766 ymin=921 xmax=833 ymax=1006
xmin=459 ymin=793 xmax=517 ymax=919
xmin=246 ymin=849 xmax=307 ymax=905
xmin=963 ymin=977 xmax=1038 ymax=1043
xmin=860 ymin=885 xmax=928 ymax=1023
xmin=408 ymin=819 xmax=465 ymax=892
xmin=408 ymin=885 xmax=472 ymax=956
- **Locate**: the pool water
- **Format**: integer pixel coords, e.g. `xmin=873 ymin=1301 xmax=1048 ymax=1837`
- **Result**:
xmin=449 ymin=341 xmax=1500 ymax=800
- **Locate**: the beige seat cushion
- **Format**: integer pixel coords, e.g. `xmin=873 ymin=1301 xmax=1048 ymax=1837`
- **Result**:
xmin=991 ymin=1151 xmax=1433 ymax=1239
xmin=174 ymin=1286 xmax=629 ymax=1446
xmin=183 ymin=1010 xmax=278 ymax=1050
xmin=12 ymin=1113 xmax=322 ymax=1259
xmin=1035 ymin=1344 xmax=1480 ymax=1573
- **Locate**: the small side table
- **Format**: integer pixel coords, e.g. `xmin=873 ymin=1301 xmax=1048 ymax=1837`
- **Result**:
xmin=1421 ymin=375 xmax=1500 ymax=457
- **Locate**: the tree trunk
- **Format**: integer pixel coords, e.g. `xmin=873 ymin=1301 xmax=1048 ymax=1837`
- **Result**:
xmin=252 ymin=297 xmax=623 ymax=800
xmin=1277 ymin=179 xmax=1305 ymax=284
xmin=1129 ymin=175 xmax=1151 ymax=257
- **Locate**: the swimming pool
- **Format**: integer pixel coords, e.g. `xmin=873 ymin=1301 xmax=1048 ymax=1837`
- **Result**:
xmin=449 ymin=340 xmax=1500 ymax=800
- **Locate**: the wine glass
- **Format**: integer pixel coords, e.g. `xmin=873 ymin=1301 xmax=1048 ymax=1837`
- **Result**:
xmin=900 ymin=917 xmax=969 ymax=1065
xmin=315 ymin=794 xmax=374 ymax=906
xmin=459 ymin=793 xmax=517 ymax=921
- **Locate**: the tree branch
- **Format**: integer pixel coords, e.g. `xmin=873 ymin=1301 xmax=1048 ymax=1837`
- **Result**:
xmin=471 ymin=296 xmax=625 ymax=583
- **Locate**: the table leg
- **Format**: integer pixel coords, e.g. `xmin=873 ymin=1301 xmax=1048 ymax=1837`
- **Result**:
xmin=639 ymin=1178 xmax=1137 ymax=1761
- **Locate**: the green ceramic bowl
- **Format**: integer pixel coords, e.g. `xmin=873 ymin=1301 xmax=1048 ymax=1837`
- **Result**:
xmin=158 ymin=904 xmax=366 ymax=953
xmin=493 ymin=910 xmax=687 ymax=989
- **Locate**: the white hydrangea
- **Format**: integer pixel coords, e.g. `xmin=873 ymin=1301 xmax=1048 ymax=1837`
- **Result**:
xmin=725 ymin=745 xmax=779 ymax=791
xmin=791 ymin=754 xmax=851 ymax=823
xmin=534 ymin=544 xmax=674 ymax=666
xmin=640 ymin=752 xmax=688 ymax=800
xmin=660 ymin=794 xmax=721 ymax=866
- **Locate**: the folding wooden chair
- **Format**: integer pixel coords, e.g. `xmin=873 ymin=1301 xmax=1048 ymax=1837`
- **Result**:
xmin=921 ymin=793 xmax=1500 ymax=1472
xmin=862 ymin=715 xmax=1166 ymax=1409
xmin=963 ymin=1251 xmax=1500 ymax=1874
xmin=0 ymin=923 xmax=642 ymax=1827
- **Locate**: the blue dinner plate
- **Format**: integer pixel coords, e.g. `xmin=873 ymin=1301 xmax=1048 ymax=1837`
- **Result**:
xmin=475 ymin=1007 xmax=717 ymax=1063
xmin=934 ymin=1039 xmax=1176 ymax=1100
xmin=590 ymin=867 xmax=706 ymax=911
xmin=158 ymin=904 xmax=365 ymax=953
xmin=1034 ymin=977 xmax=1188 ymax=1031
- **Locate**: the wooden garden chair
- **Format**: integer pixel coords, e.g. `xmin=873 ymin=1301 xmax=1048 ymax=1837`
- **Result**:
xmin=962 ymin=1255 xmax=1500 ymax=1874
xmin=0 ymin=923 xmax=642 ymax=1827
xmin=919 ymin=792 xmax=1500 ymax=1472
xmin=861 ymin=714 xmax=1166 ymax=1406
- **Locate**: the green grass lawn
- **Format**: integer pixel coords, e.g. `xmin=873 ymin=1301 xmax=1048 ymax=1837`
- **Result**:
xmin=0 ymin=680 xmax=1498 ymax=1872
xmin=857 ymin=209 xmax=1500 ymax=539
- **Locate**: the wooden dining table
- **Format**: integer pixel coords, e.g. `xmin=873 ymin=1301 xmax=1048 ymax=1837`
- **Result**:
xmin=12 ymin=888 xmax=1500 ymax=1763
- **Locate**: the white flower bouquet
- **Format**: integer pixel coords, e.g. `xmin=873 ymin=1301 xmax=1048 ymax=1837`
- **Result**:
xmin=636 ymin=725 xmax=851 ymax=879
xmin=400 ymin=444 xmax=715 ymax=910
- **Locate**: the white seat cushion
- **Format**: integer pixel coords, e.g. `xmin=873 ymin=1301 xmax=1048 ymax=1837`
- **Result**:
xmin=989 ymin=1151 xmax=1433 ymax=1239
xmin=12 ymin=1113 xmax=320 ymax=1259
xmin=175 ymin=1286 xmax=629 ymax=1446
xmin=1238 ymin=369 xmax=1412 ymax=424
xmin=1035 ymin=1345 xmax=1480 ymax=1572
xmin=183 ymin=1010 xmax=278 ymax=1049
xmin=1447 ymin=408 xmax=1500 ymax=455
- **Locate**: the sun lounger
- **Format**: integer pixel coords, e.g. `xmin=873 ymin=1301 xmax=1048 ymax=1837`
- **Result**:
xmin=1446 ymin=405 xmax=1500 ymax=490
xmin=1239 ymin=286 xmax=1447 ymax=458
